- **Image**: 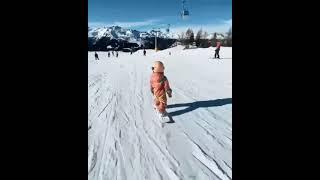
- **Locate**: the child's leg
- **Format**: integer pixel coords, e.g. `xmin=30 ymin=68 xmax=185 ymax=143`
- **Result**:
xmin=157 ymin=102 xmax=167 ymax=113
xmin=154 ymin=99 xmax=160 ymax=109
xmin=154 ymin=99 xmax=167 ymax=113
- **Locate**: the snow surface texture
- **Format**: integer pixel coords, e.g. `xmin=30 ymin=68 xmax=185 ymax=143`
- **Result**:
xmin=88 ymin=46 xmax=232 ymax=180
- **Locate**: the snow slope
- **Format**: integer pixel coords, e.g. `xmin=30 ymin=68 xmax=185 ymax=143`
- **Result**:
xmin=88 ymin=46 xmax=232 ymax=180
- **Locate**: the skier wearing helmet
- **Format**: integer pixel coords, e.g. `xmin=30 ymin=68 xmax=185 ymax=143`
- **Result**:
xmin=150 ymin=61 xmax=172 ymax=117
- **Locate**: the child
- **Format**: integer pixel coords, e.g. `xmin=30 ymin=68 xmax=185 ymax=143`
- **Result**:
xmin=150 ymin=61 xmax=172 ymax=117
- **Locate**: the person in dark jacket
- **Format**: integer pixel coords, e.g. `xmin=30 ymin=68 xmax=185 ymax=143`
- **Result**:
xmin=214 ymin=41 xmax=221 ymax=59
xmin=143 ymin=49 xmax=146 ymax=56
xmin=94 ymin=52 xmax=99 ymax=60
xmin=108 ymin=52 xmax=111 ymax=57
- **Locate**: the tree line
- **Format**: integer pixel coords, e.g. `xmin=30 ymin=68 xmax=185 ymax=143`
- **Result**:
xmin=177 ymin=27 xmax=232 ymax=48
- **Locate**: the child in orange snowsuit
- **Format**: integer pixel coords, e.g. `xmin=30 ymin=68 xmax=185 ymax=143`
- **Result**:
xmin=150 ymin=61 xmax=172 ymax=116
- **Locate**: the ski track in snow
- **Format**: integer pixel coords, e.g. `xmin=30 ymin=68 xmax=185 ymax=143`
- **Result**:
xmin=88 ymin=46 xmax=232 ymax=180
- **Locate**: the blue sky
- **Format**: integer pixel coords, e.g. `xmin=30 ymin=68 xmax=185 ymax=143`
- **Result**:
xmin=89 ymin=0 xmax=232 ymax=33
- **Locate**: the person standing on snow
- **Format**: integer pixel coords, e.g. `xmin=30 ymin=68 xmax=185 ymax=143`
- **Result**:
xmin=150 ymin=61 xmax=172 ymax=117
xmin=94 ymin=52 xmax=99 ymax=60
xmin=214 ymin=41 xmax=221 ymax=59
xmin=143 ymin=49 xmax=146 ymax=56
xmin=116 ymin=51 xmax=118 ymax=58
xmin=108 ymin=52 xmax=110 ymax=58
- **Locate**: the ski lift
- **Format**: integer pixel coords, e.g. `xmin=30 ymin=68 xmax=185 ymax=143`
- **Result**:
xmin=182 ymin=10 xmax=189 ymax=16
xmin=166 ymin=24 xmax=170 ymax=33
xmin=181 ymin=0 xmax=190 ymax=19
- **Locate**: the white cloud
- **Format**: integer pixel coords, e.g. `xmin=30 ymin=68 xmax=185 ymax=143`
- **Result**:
xmin=88 ymin=22 xmax=113 ymax=28
xmin=113 ymin=19 xmax=160 ymax=28
xmin=223 ymin=19 xmax=232 ymax=26
xmin=89 ymin=19 xmax=161 ymax=28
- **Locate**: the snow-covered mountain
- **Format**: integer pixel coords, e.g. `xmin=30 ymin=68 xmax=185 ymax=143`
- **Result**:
xmin=88 ymin=26 xmax=174 ymax=44
xmin=88 ymin=26 xmax=177 ymax=51
xmin=89 ymin=26 xmax=228 ymax=42
xmin=88 ymin=26 xmax=230 ymax=51
xmin=207 ymin=33 xmax=226 ymax=40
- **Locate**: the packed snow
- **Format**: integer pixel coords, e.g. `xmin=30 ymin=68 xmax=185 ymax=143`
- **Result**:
xmin=88 ymin=46 xmax=232 ymax=180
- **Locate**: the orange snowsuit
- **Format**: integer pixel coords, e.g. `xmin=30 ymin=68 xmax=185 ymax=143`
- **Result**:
xmin=150 ymin=72 xmax=172 ymax=113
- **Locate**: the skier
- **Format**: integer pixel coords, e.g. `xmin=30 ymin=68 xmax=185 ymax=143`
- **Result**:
xmin=143 ymin=49 xmax=146 ymax=56
xmin=112 ymin=51 xmax=114 ymax=56
xmin=116 ymin=51 xmax=118 ymax=58
xmin=150 ymin=61 xmax=172 ymax=117
xmin=214 ymin=41 xmax=221 ymax=59
xmin=169 ymin=52 xmax=171 ymax=55
xmin=108 ymin=52 xmax=111 ymax=57
xmin=94 ymin=52 xmax=99 ymax=60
